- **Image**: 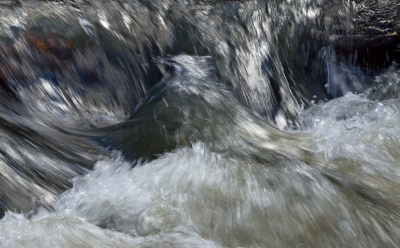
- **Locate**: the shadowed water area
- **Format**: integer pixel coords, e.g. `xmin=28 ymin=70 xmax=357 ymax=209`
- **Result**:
xmin=0 ymin=0 xmax=400 ymax=247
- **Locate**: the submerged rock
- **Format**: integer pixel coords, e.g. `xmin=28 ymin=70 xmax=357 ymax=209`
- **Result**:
xmin=98 ymin=56 xmax=314 ymax=162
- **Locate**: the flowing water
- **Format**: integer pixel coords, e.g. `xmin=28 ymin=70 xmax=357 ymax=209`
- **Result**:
xmin=0 ymin=0 xmax=400 ymax=247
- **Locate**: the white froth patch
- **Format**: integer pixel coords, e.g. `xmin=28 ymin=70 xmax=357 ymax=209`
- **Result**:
xmin=2 ymin=139 xmax=399 ymax=247
xmin=301 ymin=93 xmax=400 ymax=176
xmin=0 ymin=212 xmax=138 ymax=248
xmin=47 ymin=144 xmax=351 ymax=247
xmin=300 ymin=92 xmax=400 ymax=225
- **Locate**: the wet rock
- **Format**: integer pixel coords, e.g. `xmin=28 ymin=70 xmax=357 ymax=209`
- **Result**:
xmin=26 ymin=33 xmax=76 ymax=59
xmin=319 ymin=0 xmax=400 ymax=70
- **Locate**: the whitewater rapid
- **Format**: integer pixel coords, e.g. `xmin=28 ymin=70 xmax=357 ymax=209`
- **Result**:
xmin=0 ymin=0 xmax=399 ymax=247
xmin=2 ymin=85 xmax=400 ymax=247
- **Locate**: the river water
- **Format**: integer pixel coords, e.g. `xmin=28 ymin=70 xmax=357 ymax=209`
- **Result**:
xmin=0 ymin=0 xmax=400 ymax=247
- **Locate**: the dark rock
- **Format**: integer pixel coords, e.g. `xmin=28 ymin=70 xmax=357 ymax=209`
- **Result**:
xmin=319 ymin=0 xmax=400 ymax=70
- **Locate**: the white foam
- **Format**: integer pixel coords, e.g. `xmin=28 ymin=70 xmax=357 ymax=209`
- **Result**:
xmin=2 ymin=142 xmax=361 ymax=247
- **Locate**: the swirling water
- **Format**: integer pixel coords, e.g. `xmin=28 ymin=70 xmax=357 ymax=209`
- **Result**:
xmin=0 ymin=0 xmax=400 ymax=247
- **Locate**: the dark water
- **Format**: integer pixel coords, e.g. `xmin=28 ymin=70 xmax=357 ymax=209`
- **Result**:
xmin=0 ymin=0 xmax=400 ymax=247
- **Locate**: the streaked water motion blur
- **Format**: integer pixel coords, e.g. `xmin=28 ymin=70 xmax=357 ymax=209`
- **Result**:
xmin=0 ymin=0 xmax=400 ymax=247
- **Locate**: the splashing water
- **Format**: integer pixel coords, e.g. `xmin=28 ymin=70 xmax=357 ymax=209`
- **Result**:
xmin=0 ymin=0 xmax=399 ymax=247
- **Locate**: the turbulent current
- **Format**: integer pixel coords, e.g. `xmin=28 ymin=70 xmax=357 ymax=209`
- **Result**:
xmin=0 ymin=0 xmax=400 ymax=247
